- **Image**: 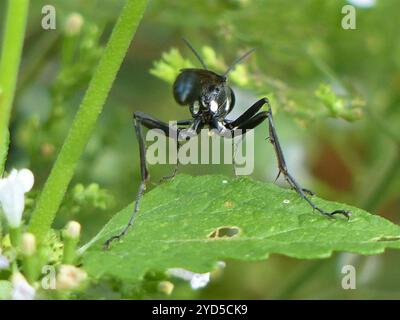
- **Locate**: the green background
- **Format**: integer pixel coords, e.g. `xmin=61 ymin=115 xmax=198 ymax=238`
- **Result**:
xmin=1 ymin=0 xmax=399 ymax=299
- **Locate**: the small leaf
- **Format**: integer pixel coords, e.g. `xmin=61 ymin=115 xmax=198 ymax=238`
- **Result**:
xmin=315 ymin=84 xmax=364 ymax=121
xmin=81 ymin=174 xmax=400 ymax=283
xmin=149 ymin=48 xmax=194 ymax=83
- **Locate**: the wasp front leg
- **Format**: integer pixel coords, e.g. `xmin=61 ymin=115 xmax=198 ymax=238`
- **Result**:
xmin=103 ymin=112 xmax=187 ymax=249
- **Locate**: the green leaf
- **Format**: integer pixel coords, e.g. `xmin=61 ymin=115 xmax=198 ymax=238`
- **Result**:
xmin=0 ymin=280 xmax=12 ymax=300
xmin=81 ymin=174 xmax=400 ymax=283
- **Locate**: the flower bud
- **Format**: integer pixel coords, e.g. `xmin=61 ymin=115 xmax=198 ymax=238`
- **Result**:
xmin=20 ymin=233 xmax=39 ymax=283
xmin=56 ymin=265 xmax=87 ymax=290
xmin=64 ymin=13 xmax=84 ymax=36
xmin=62 ymin=221 xmax=81 ymax=264
xmin=65 ymin=221 xmax=81 ymax=239
xmin=158 ymin=281 xmax=174 ymax=296
xmin=21 ymin=233 xmax=36 ymax=256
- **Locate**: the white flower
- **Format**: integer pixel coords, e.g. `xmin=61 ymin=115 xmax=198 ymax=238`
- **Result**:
xmin=0 ymin=169 xmax=34 ymax=228
xmin=190 ymin=273 xmax=211 ymax=289
xmin=167 ymin=268 xmax=211 ymax=290
xmin=11 ymin=272 xmax=36 ymax=300
xmin=347 ymin=0 xmax=376 ymax=8
xmin=167 ymin=262 xmax=226 ymax=290
xmin=0 ymin=254 xmax=9 ymax=270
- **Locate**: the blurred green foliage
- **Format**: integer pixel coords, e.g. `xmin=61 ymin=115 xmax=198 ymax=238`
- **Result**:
xmin=1 ymin=0 xmax=399 ymax=299
xmin=150 ymin=46 xmax=364 ymax=122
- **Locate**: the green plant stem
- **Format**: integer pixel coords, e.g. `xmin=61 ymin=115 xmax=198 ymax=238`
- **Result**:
xmin=360 ymin=107 xmax=400 ymax=212
xmin=17 ymin=32 xmax=60 ymax=97
xmin=22 ymin=255 xmax=37 ymax=283
xmin=9 ymin=227 xmax=21 ymax=248
xmin=62 ymin=236 xmax=79 ymax=264
xmin=28 ymin=0 xmax=148 ymax=244
xmin=362 ymin=151 xmax=400 ymax=212
xmin=273 ymin=260 xmax=326 ymax=299
xmin=61 ymin=34 xmax=78 ymax=68
xmin=0 ymin=0 xmax=30 ymax=175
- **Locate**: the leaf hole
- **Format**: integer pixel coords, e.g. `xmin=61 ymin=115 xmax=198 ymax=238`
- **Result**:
xmin=208 ymin=226 xmax=240 ymax=239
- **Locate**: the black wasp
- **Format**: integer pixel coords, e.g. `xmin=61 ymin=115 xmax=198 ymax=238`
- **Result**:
xmin=104 ymin=39 xmax=351 ymax=249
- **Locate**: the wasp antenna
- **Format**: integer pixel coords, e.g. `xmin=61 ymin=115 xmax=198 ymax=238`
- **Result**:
xmin=223 ymin=48 xmax=256 ymax=76
xmin=182 ymin=37 xmax=208 ymax=70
